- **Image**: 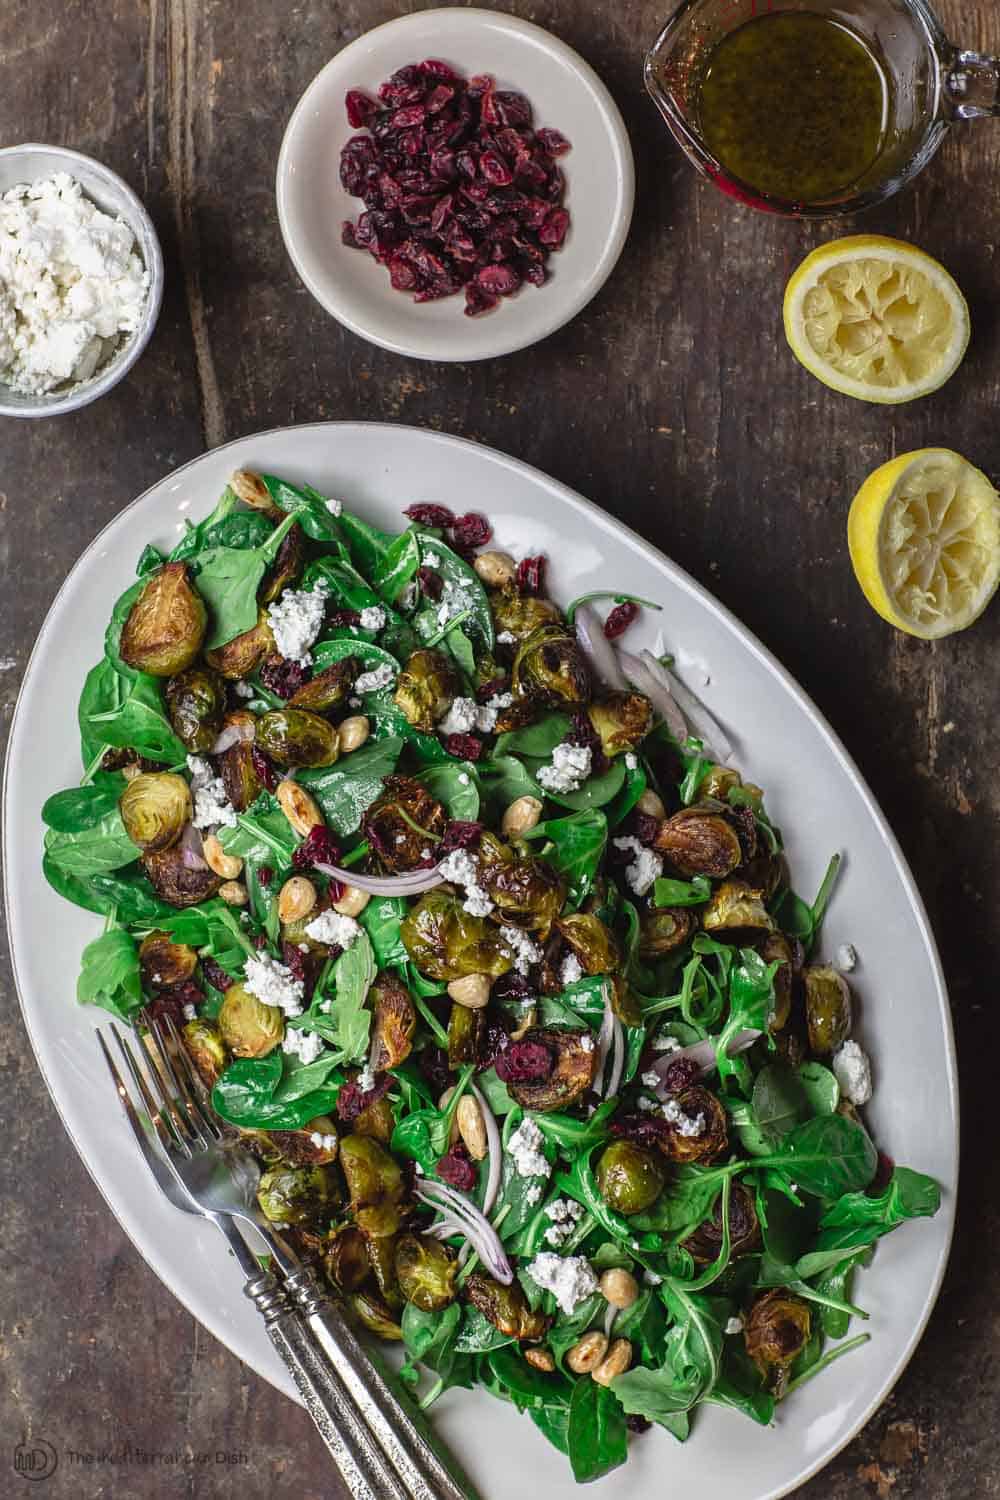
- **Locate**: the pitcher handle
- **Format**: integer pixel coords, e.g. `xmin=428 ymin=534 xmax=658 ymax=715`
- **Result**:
xmin=946 ymin=50 xmax=1000 ymax=119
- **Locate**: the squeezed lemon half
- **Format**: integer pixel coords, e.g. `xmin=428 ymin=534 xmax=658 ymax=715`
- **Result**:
xmin=848 ymin=449 xmax=1000 ymax=638
xmin=784 ymin=236 xmax=970 ymax=403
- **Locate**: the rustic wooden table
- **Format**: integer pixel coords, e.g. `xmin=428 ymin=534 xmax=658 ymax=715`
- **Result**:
xmin=1 ymin=2 xmax=996 ymax=1496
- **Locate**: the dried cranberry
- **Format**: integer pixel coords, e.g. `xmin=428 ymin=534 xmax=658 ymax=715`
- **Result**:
xmin=337 ymin=1072 xmax=392 ymax=1122
xmin=419 ymin=58 xmax=460 ymax=82
xmin=145 ymin=992 xmax=187 ymax=1030
xmin=662 ymin=1057 xmax=702 ymax=1094
xmin=415 ymin=565 xmax=443 ymax=600
xmin=451 ymin=511 xmax=492 ymax=549
xmin=345 ymin=89 xmax=378 ymax=128
xmin=604 ymin=601 xmax=640 ymax=640
xmin=201 ymin=958 xmax=234 ymax=993
xmin=256 ymin=865 xmax=274 ymax=888
xmin=292 ymin=825 xmax=342 ymax=872
xmin=251 ymin=747 xmax=280 ymax=793
xmin=868 ymin=1151 xmax=896 ymax=1196
xmin=632 ymin=812 xmax=660 ymax=847
xmin=492 ymin=970 xmax=535 ymax=1003
xmin=539 ymin=207 xmax=570 ymax=247
xmin=515 ymin=555 xmax=546 ymax=594
xmin=326 ymin=607 xmax=363 ymax=630
xmin=476 ymin=674 xmax=510 ymax=702
xmin=444 ymin=733 xmax=484 ymax=761
xmin=436 ymin=1145 xmax=478 ymax=1191
xmin=464 ymin=281 xmax=498 ymax=317
xmin=438 ymin=819 xmax=484 ymax=854
xmin=495 ymin=1040 xmax=554 ymax=1085
xmin=252 ymin=933 xmax=269 ymax=950
xmin=281 ymin=942 xmax=308 ymax=983
xmin=626 ymin=1416 xmax=652 ymax=1435
xmin=477 ymin=263 xmax=521 ymax=297
xmin=404 ymin=502 xmax=455 ymax=527
xmin=418 ymin=1044 xmax=452 ymax=1096
xmin=535 ymin=127 xmax=572 ymax=157
xmin=478 ymin=1020 xmax=511 ymax=1072
xmin=611 ymin=1113 xmax=672 ymax=1152
xmin=259 ymin=656 xmax=309 ymax=700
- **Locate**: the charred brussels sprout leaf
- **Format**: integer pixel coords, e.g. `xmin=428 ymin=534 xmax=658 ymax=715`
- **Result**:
xmin=324 ymin=1225 xmax=372 ymax=1293
xmin=182 ymin=1018 xmax=229 ymax=1086
xmin=119 ymin=772 xmax=191 ymax=853
xmin=555 ymin=913 xmax=620 ymax=975
xmin=370 ymin=972 xmax=417 ymax=1071
xmin=287 ymin=657 xmax=359 ymax=715
xmin=258 ymin=520 xmax=306 ymax=605
xmin=803 ymin=966 xmax=853 ymax=1055
xmin=349 ymin=1290 xmax=403 ymax=1341
xmin=256 ymin=709 xmax=340 ymax=768
xmin=491 ymin=587 xmax=561 ymax=646
xmin=639 ymin=905 xmax=696 ymax=958
xmin=702 ymin=880 xmax=775 ymax=942
xmin=217 ymin=714 xmax=263 ymax=812
xmin=465 ymin=1272 xmax=550 ymax=1342
xmin=507 ymin=1028 xmax=596 ymax=1113
xmin=139 ymin=930 xmax=198 ymax=988
xmin=256 ymin=1164 xmax=341 ymax=1231
xmin=587 ymin=692 xmax=653 ymax=758
xmin=513 ymin=625 xmax=591 ymax=707
xmin=362 ymin=775 xmax=447 ymax=874
xmin=340 ymin=1134 xmax=405 ymax=1237
xmin=745 ymin=1289 xmax=811 ymax=1395
xmin=654 ymin=807 xmax=743 ymax=879
xmin=218 ymin=981 xmax=285 ymax=1057
xmin=401 ymin=890 xmax=513 ymax=982
xmin=120 ymin=563 xmax=207 ymax=678
xmin=683 ymin=1180 xmax=760 ymax=1263
xmin=479 ymin=840 xmax=565 ymax=936
xmin=394 ymin=649 xmax=459 ymax=731
xmin=395 ymin=1233 xmax=458 ymax=1311
xmin=165 ymin=666 xmax=227 ymax=752
xmin=205 ymin=609 xmax=275 ymax=680
xmin=595 ymin=1140 xmax=666 ymax=1216
xmin=265 ymin=1115 xmax=338 ymax=1166
xmin=143 ymin=844 xmax=223 ymax=908
xmin=661 ymin=1086 xmax=730 ymax=1164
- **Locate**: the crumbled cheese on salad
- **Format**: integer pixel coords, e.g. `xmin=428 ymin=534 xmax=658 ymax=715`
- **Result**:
xmin=437 ymin=849 xmax=493 ymax=917
xmin=625 ymin=752 xmax=638 ymax=770
xmin=580 ymin=1033 xmax=595 ymax=1052
xmin=423 ymin=551 xmax=441 ymax=569
xmin=559 ymin=952 xmax=583 ymax=987
xmin=354 ymin=662 xmax=396 ymax=694
xmin=641 ymin=1070 xmax=661 ymax=1089
xmin=182 ymin=1002 xmax=196 ymax=1021
xmin=725 ymin=1316 xmax=745 ymax=1335
xmin=309 ymin=1131 xmax=337 ymax=1149
xmin=244 ymin=953 xmax=305 ymax=1017
xmin=497 ymin=630 xmax=516 ymax=645
xmin=283 ymin=1027 xmax=324 ymax=1064
xmin=359 ymin=605 xmax=386 ymax=632
xmin=326 ymin=497 xmax=343 ymax=516
xmin=507 ymin=1117 xmax=549 ymax=1179
xmin=836 ymin=943 xmax=858 ymax=972
xmin=543 ymin=1197 xmax=585 ymax=1248
xmin=536 ymin=741 xmax=591 ymax=793
xmin=267 ymin=581 xmax=329 ymax=667
xmin=190 ymin=774 xmax=238 ymax=830
xmin=438 ymin=696 xmax=479 ymax=735
xmin=643 ymin=1269 xmax=663 ymax=1287
xmin=525 ymin=1182 xmax=544 ymax=1207
xmin=434 ymin=579 xmax=475 ymax=632
xmin=652 ymin=1033 xmax=681 ymax=1053
xmin=474 ymin=692 xmax=513 ymax=733
xmin=305 ymin=910 xmax=362 ymax=949
xmin=526 ymin=1253 xmax=598 ymax=1315
xmin=500 ymin=924 xmax=543 ymax=975
xmin=232 ymin=680 xmax=255 ymax=699
xmin=613 ymin=835 xmax=663 ymax=896
xmin=832 ymin=1039 xmax=873 ymax=1105
xmin=662 ymin=1096 xmax=705 ymax=1137
xmin=356 ymin=1063 xmax=377 ymax=1093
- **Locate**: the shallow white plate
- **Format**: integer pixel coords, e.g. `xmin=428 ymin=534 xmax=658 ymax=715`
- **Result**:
xmin=276 ymin=9 xmax=634 ymax=360
xmin=5 ymin=424 xmax=957 ymax=1500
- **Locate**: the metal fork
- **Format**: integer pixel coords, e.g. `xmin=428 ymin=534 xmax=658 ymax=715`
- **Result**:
xmin=108 ymin=1013 xmax=474 ymax=1500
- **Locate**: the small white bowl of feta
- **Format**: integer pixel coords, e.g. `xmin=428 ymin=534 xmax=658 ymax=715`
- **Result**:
xmin=0 ymin=144 xmax=163 ymax=417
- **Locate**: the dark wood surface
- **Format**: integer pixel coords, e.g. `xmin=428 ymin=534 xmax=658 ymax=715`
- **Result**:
xmin=1 ymin=2 xmax=997 ymax=1495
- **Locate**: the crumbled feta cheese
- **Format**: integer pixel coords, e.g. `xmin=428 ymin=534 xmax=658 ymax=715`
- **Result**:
xmin=232 ymin=679 xmax=255 ymax=699
xmin=244 ymin=953 xmax=305 ymax=1017
xmin=832 ymin=1039 xmax=873 ymax=1105
xmin=613 ymin=835 xmax=664 ymax=897
xmin=580 ymin=1033 xmax=595 ymax=1052
xmin=457 ymin=772 xmax=470 ymax=787
xmin=423 ymin=551 xmax=441 ymax=569
xmin=354 ymin=662 xmax=396 ymax=695
xmin=625 ymin=753 xmax=638 ymax=770
xmin=641 ymin=1070 xmax=661 ymax=1089
xmin=497 ymin=630 xmax=516 ymax=645
xmin=326 ymin=497 xmax=343 ymax=516
xmin=836 ymin=943 xmax=858 ymax=972
xmin=266 ymin=581 xmax=329 ymax=667
xmin=725 ymin=1315 xmax=745 ymax=1335
xmin=499 ymin=924 xmax=543 ymax=975
xmin=652 ymin=1033 xmax=681 ymax=1053
xmin=359 ymin=605 xmax=386 ymax=632
xmin=637 ymin=1095 xmax=657 ymax=1113
xmin=309 ymin=1131 xmax=337 ymax=1149
xmin=438 ymin=696 xmax=479 ymax=735
xmin=543 ymin=1197 xmax=585 ymax=1248
xmin=473 ymin=691 xmax=513 ymax=734
xmin=431 ymin=578 xmax=475 ymax=633
xmin=507 ymin=1117 xmax=549 ymax=1179
xmin=536 ymin=741 xmax=592 ymax=794
xmin=186 ymin=753 xmax=211 ymax=779
xmin=525 ymin=1182 xmax=544 ymax=1207
xmin=643 ymin=1269 xmax=663 ymax=1286
xmin=526 ymin=1253 xmax=598 ymax=1315
xmin=356 ymin=1063 xmax=377 ymax=1093
xmin=182 ymin=1002 xmax=196 ymax=1021
xmin=559 ymin=952 xmax=583 ymax=987
xmin=437 ymin=849 xmax=493 ymax=917
xmin=305 ymin=910 xmax=362 ymax=949
xmin=282 ymin=1027 xmax=324 ymax=1064
xmin=191 ymin=774 xmax=238 ymax=830
xmin=662 ymin=1096 xmax=705 ymax=1137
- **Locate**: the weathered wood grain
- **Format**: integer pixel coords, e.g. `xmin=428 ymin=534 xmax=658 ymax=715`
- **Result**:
xmin=1 ymin=1 xmax=998 ymax=1495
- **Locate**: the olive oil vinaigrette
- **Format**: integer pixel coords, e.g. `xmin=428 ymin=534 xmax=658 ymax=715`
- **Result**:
xmin=697 ymin=12 xmax=890 ymax=204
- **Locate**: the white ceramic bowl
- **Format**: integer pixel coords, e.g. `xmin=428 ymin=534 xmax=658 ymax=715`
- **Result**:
xmin=0 ymin=144 xmax=164 ymax=418
xmin=276 ymin=9 xmax=635 ymax=361
xmin=4 ymin=423 xmax=957 ymax=1500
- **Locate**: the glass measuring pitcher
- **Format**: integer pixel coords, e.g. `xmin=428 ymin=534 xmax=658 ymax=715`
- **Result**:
xmin=645 ymin=0 xmax=1000 ymax=216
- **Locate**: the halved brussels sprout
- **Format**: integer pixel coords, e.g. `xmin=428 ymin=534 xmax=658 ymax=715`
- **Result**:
xmin=256 ymin=1164 xmax=341 ymax=1231
xmin=218 ymin=721 xmax=263 ymax=813
xmin=660 ymin=1085 xmax=729 ymax=1164
xmin=395 ymin=1233 xmax=458 ymax=1311
xmin=555 ymin=913 xmax=620 ymax=975
xmin=165 ymin=666 xmax=227 ymax=752
xmin=205 ymin=609 xmax=274 ymax=679
xmin=803 ymin=966 xmax=852 ymax=1055
xmin=512 ymin=625 xmax=591 ymax=707
xmin=339 ymin=1134 xmax=405 ymax=1238
xmin=394 ymin=648 xmax=459 ymax=731
xmin=120 ymin=772 xmax=191 ymax=853
xmin=701 ymin=880 xmax=775 ymax=942
xmin=595 ymin=1140 xmax=666 ymax=1216
xmin=143 ymin=844 xmax=223 ymax=908
xmin=638 ymin=905 xmax=696 ymax=959
xmin=465 ymin=1272 xmax=550 ymax=1342
xmin=587 ymin=692 xmax=653 ymax=758
xmin=363 ymin=776 xmax=447 ymax=874
xmin=218 ymin=982 xmax=284 ymax=1057
xmin=741 ymin=850 xmax=786 ymax=902
xmin=401 ymin=890 xmax=512 ymax=981
xmin=745 ymin=1289 xmax=811 ymax=1395
xmin=365 ymin=1231 xmax=403 ymax=1311
xmin=120 ymin=563 xmax=207 ymax=677
xmin=353 ymin=1092 xmax=395 ymax=1144
xmin=654 ymin=806 xmax=744 ymax=878
xmin=507 ymin=1027 xmax=596 ymax=1114
xmin=699 ymin=765 xmax=743 ymax=801
xmin=324 ymin=1225 xmax=371 ymax=1293
xmin=256 ymin=709 xmax=340 ymax=768
xmin=139 ymin=930 xmax=198 ymax=989
xmin=682 ymin=1180 xmax=760 ymax=1263
xmin=348 ymin=1290 xmax=403 ymax=1341
xmin=490 ymin=587 xmax=561 ymax=646
xmin=370 ymin=973 xmax=416 ymax=1071
xmin=287 ymin=657 xmax=359 ymax=715
xmin=182 ymin=1018 xmax=229 ymax=1087
xmin=761 ymin=931 xmax=795 ymax=1032
xmin=259 ymin=520 xmax=305 ymax=606
xmin=479 ymin=843 xmax=565 ymax=936
xmin=266 ymin=1115 xmax=338 ymax=1166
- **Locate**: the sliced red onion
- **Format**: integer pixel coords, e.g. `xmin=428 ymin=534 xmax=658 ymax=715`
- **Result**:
xmin=179 ymin=822 xmax=208 ymax=869
xmin=575 ymin=603 xmax=627 ymax=692
xmin=211 ymin=720 xmax=255 ymax=754
xmin=416 ymin=1179 xmax=513 ymax=1284
xmin=650 ymin=1029 xmax=761 ymax=1093
xmin=605 ymin=1014 xmax=625 ymax=1100
xmin=471 ymin=1083 xmax=502 ymax=1218
xmin=603 ymin=1302 xmax=618 ymax=1339
xmin=640 ymin=649 xmax=734 ymax=765
xmin=617 ymin=649 xmax=689 ymax=747
xmin=593 ymin=983 xmax=615 ymax=1096
xmin=312 ymin=862 xmax=445 ymax=897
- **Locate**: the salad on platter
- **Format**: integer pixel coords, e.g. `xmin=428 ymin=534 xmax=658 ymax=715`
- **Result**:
xmin=41 ymin=470 xmax=941 ymax=1483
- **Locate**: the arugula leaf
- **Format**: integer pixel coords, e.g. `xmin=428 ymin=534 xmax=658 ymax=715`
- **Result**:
xmin=770 ymin=853 xmax=842 ymax=954
xmin=523 ymin=809 xmax=607 ymax=908
xmin=42 ymin=773 xmax=126 ymax=833
xmin=799 ymin=1168 xmax=941 ymax=1267
xmin=707 ymin=1343 xmax=775 ymax=1426
xmin=567 ymin=1375 xmax=628 ymax=1483
xmin=299 ymin=736 xmax=404 ymax=835
xmin=195 ymin=513 xmax=297 ymax=649
xmin=76 ymin=927 xmax=142 ymax=1021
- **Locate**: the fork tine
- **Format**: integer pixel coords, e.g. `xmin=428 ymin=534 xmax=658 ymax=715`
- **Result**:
xmin=98 ymin=1030 xmax=183 ymax=1187
xmin=161 ymin=1012 xmax=224 ymax=1141
xmin=139 ymin=1008 xmax=209 ymax=1150
xmin=113 ymin=1024 xmax=193 ymax=1159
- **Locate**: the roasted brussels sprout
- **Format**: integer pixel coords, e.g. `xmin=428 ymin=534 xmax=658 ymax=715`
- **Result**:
xmin=324 ymin=1226 xmax=372 ymax=1293
xmin=803 ymin=965 xmax=852 ymax=1055
xmin=607 ymin=973 xmax=643 ymax=1028
xmin=139 ymin=930 xmax=198 ymax=989
xmin=638 ymin=905 xmax=696 ymax=959
xmin=165 ymin=666 xmax=227 ymax=752
xmin=401 ymin=890 xmax=512 ymax=982
xmin=512 ymin=625 xmax=591 ymax=707
xmin=394 ymin=649 xmax=459 ymax=731
xmin=256 ymin=1164 xmax=341 ymax=1231
xmin=741 ymin=850 xmax=786 ymax=902
xmin=490 ymin=587 xmax=561 ymax=646
xmin=265 ymin=1115 xmax=338 ymax=1166
xmin=366 ymin=1230 xmax=403 ymax=1310
xmin=217 ymin=711 xmax=263 ymax=812
xmin=258 ymin=520 xmax=305 ymax=605
xmin=255 ymin=709 xmax=340 ymax=768
xmin=465 ymin=1272 xmax=550 ymax=1342
xmin=701 ymin=880 xmax=775 ymax=942
xmin=218 ymin=982 xmax=284 ymax=1057
xmin=120 ymin=772 xmax=191 ymax=853
xmin=761 ymin=931 xmax=795 ymax=1032
xmin=507 ymin=1028 xmax=596 ymax=1114
xmin=339 ymin=1135 xmax=405 ymax=1237
xmin=745 ymin=1289 xmax=811 ymax=1395
xmin=478 ymin=841 xmax=565 ymax=936
xmin=143 ymin=844 xmax=223 ymax=908
xmin=395 ymin=1233 xmax=458 ymax=1311
xmin=182 ymin=1018 xmax=229 ymax=1087
xmin=653 ymin=807 xmax=743 ymax=879
xmin=447 ymin=1001 xmax=485 ymax=1069
xmin=370 ymin=973 xmax=417 ymax=1071
xmin=660 ymin=1085 xmax=729 ymax=1164
xmin=682 ymin=1181 xmax=760 ymax=1263
xmin=287 ymin=657 xmax=359 ymax=715
xmin=205 ymin=609 xmax=275 ymax=679
xmin=555 ymin=913 xmax=620 ymax=975
xmin=699 ymin=765 xmax=743 ymax=801
xmin=348 ymin=1290 xmax=403 ymax=1341
xmin=353 ymin=1092 xmax=395 ymax=1144
xmin=363 ymin=776 xmax=448 ymax=875
xmin=596 ymin=1140 xmax=667 ymax=1216
xmin=120 ymin=563 xmax=207 ymax=677
xmin=587 ymin=692 xmax=653 ymax=758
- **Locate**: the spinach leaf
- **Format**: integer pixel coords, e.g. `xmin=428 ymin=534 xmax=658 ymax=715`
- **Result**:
xmin=754 ymin=1115 xmax=878 ymax=1200
xmin=105 ymin=579 xmax=144 ymax=679
xmin=323 ymin=933 xmax=376 ymax=1063
xmin=706 ymin=1343 xmax=775 ymax=1426
xmin=529 ymin=1405 xmax=572 ymax=1456
xmin=369 ymin=702 xmax=451 ymax=765
xmin=800 ymin=1168 xmax=941 ymax=1266
xmin=416 ymin=762 xmax=480 ymax=821
xmin=751 ymin=1063 xmax=811 ymax=1142
xmin=523 ymin=809 xmax=607 ymax=908
xmin=311 ymin=637 xmax=401 ymax=678
xmin=486 ymin=1347 xmax=571 ymax=1411
xmin=299 ymin=736 xmax=404 ymax=835
xmin=44 ymin=807 xmax=139 ymax=875
xmin=477 ymin=754 xmax=541 ymax=814
xmin=76 ymin=927 xmax=142 ymax=1020
xmin=373 ymin=528 xmax=422 ymax=605
xmin=531 ymin=1096 xmax=617 ymax=1153
xmin=545 ymin=759 xmax=628 ymax=813
xmin=136 ymin=543 xmax=165 ymax=576
xmin=78 ymin=659 xmax=128 ymax=769
xmin=168 ymin=487 xmax=238 ymax=561
xmin=652 ymin=875 xmax=712 ymax=907
xmin=42 ymin=773 xmax=126 ymax=833
xmin=797 ymin=1060 xmax=840 ymax=1116
xmin=812 ymin=1251 xmax=869 ymax=1339
xmin=360 ymin=896 xmax=409 ymax=969
xmin=494 ymin=713 xmax=571 ymax=760
xmin=454 ymin=1305 xmax=514 ymax=1354
xmin=211 ymin=1051 xmax=342 ymax=1129
xmin=173 ymin=510 xmax=274 ymax=558
xmin=218 ymin=801 xmax=297 ymax=864
xmin=567 ymin=1376 xmax=627 ymax=1484
xmin=391 ymin=1067 xmax=474 ymax=1173
xmin=42 ymin=855 xmax=176 ymax=924
xmin=86 ymin=670 xmax=188 ymax=764
xmin=338 ymin=509 xmax=398 ymax=576
xmin=414 ymin=531 xmax=494 ymax=653
xmin=632 ymin=1164 xmax=739 ymax=1236
xmin=259 ymin=474 xmax=349 ymax=544
xmin=400 ymin=1302 xmax=465 ymax=1391
xmin=444 ymin=625 xmax=477 ymax=678
xmin=194 ymin=512 xmax=297 ymax=649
